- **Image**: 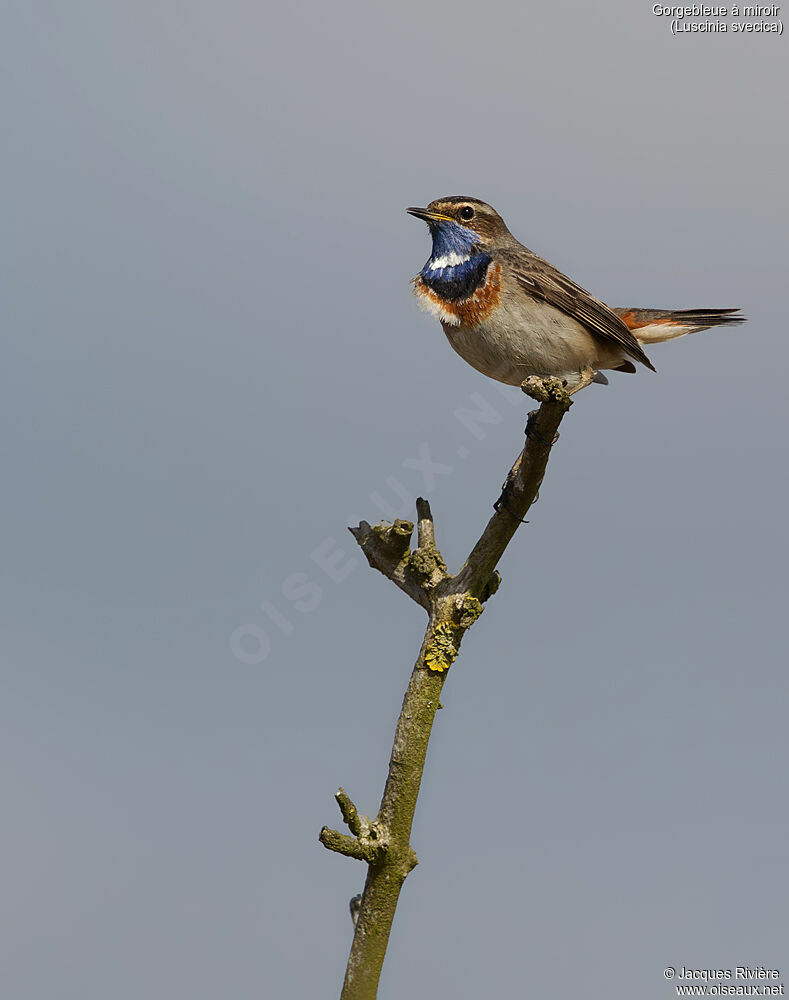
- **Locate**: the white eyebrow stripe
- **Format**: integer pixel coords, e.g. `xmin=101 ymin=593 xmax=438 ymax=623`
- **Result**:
xmin=428 ymin=252 xmax=470 ymax=270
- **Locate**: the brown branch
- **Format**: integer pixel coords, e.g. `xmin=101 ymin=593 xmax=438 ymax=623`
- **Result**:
xmin=319 ymin=826 xmax=377 ymax=863
xmin=415 ymin=496 xmax=435 ymax=549
xmin=446 ymin=376 xmax=572 ymax=598
xmin=348 ymin=518 xmax=429 ymax=609
xmin=321 ymin=376 xmax=575 ymax=1000
xmin=335 ymin=787 xmax=364 ymax=838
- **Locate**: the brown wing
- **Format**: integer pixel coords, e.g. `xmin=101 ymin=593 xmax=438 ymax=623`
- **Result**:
xmin=510 ymin=253 xmax=656 ymax=371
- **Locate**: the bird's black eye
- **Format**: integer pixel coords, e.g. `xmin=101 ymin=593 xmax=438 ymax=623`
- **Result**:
xmin=459 ymin=206 xmax=475 ymax=221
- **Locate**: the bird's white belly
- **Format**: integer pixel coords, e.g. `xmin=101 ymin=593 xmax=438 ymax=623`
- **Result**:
xmin=442 ymin=296 xmax=626 ymax=386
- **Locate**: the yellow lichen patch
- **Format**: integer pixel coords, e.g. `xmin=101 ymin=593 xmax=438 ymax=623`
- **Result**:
xmin=423 ymin=598 xmax=484 ymax=673
xmin=424 ymin=622 xmax=462 ymax=674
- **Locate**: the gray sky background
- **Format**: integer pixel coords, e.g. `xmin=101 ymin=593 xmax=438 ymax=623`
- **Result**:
xmin=2 ymin=3 xmax=788 ymax=998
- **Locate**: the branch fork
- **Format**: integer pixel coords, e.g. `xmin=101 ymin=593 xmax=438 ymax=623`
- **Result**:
xmin=319 ymin=788 xmax=387 ymax=865
xmin=348 ymin=496 xmax=451 ymax=612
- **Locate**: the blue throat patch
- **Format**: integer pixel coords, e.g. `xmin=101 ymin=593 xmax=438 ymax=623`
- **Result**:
xmin=420 ymin=221 xmax=491 ymax=302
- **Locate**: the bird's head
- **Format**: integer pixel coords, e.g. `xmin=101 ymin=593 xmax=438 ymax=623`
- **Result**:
xmin=407 ymin=197 xmax=510 ymax=263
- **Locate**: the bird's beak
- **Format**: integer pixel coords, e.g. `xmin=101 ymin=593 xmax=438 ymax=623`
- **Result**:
xmin=406 ymin=207 xmax=453 ymax=223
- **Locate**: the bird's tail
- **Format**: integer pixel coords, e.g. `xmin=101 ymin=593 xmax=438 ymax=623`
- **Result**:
xmin=613 ymin=307 xmax=745 ymax=345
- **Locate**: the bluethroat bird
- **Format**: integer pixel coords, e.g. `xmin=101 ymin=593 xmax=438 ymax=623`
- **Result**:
xmin=408 ymin=197 xmax=744 ymax=392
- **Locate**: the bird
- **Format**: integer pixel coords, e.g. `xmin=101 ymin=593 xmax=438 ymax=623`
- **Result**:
xmin=407 ymin=196 xmax=744 ymax=392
